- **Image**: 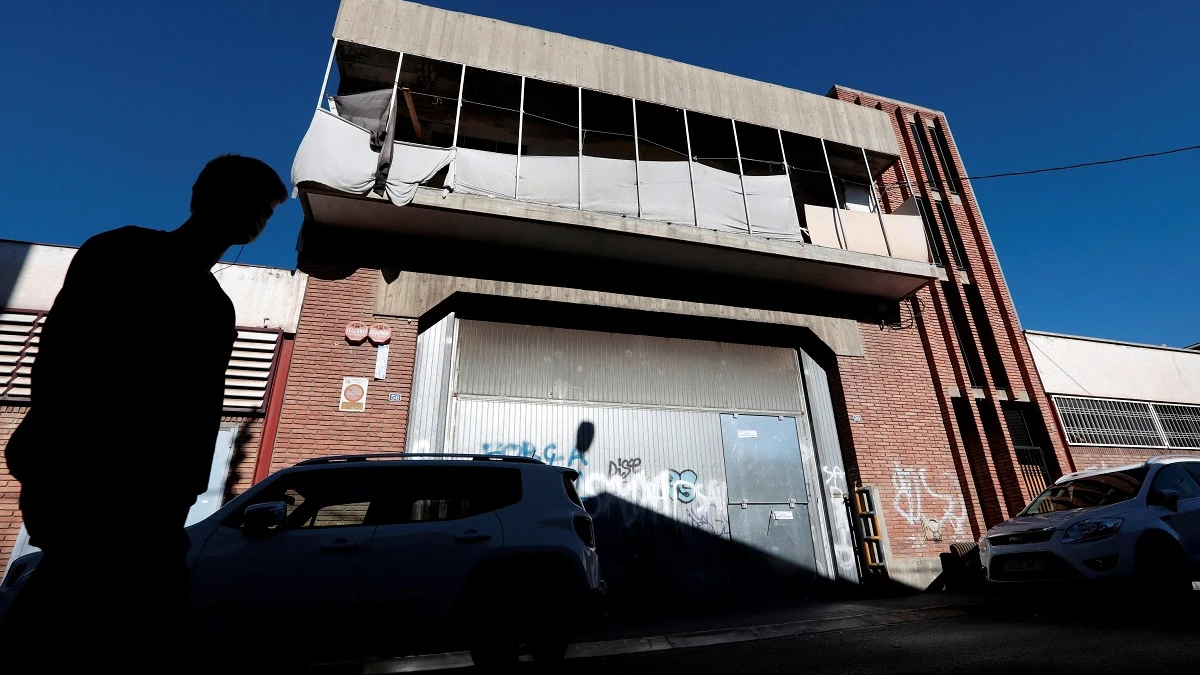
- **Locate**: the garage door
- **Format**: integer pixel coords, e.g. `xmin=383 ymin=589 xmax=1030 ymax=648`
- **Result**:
xmin=418 ymin=318 xmax=830 ymax=602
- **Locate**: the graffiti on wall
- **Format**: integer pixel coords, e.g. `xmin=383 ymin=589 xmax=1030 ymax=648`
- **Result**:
xmin=686 ymin=503 xmax=730 ymax=537
xmin=608 ymin=457 xmax=643 ymax=478
xmin=583 ymin=467 xmax=725 ymax=528
xmin=891 ymin=464 xmax=967 ymax=543
xmin=821 ymin=465 xmax=857 ymax=571
xmin=481 ymin=441 xmax=589 ymax=469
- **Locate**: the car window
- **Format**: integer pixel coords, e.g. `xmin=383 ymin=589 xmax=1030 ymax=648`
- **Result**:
xmin=245 ymin=468 xmax=380 ymax=530
xmin=372 ymin=466 xmax=522 ymax=525
xmin=1150 ymin=464 xmax=1200 ymax=500
xmin=1023 ymin=466 xmax=1148 ymax=514
xmin=1183 ymin=463 xmax=1200 ymax=490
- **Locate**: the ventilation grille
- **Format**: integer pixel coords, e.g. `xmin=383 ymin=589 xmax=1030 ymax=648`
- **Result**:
xmin=0 ymin=312 xmax=279 ymax=413
xmin=1053 ymin=395 xmax=1200 ymax=450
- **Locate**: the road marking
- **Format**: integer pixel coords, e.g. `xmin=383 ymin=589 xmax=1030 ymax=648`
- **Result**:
xmin=359 ymin=604 xmax=972 ymax=673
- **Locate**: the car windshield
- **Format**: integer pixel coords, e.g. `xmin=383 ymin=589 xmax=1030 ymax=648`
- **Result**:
xmin=1022 ymin=466 xmax=1148 ymax=515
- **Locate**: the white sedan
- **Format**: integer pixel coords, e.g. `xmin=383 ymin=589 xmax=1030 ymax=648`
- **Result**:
xmin=980 ymin=456 xmax=1200 ymax=592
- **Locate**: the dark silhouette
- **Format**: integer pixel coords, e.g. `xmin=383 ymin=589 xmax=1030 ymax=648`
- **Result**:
xmin=1 ymin=155 xmax=286 ymax=671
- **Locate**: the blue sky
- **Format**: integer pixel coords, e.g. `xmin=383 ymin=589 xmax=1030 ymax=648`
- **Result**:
xmin=3 ymin=1 xmax=1198 ymax=345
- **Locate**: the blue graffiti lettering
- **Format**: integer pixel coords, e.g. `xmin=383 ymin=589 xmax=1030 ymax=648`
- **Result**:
xmin=668 ymin=469 xmax=699 ymax=503
xmin=481 ymin=441 xmax=587 ymax=470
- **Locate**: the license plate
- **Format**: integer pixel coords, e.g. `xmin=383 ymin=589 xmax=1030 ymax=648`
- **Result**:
xmin=1003 ymin=560 xmax=1046 ymax=573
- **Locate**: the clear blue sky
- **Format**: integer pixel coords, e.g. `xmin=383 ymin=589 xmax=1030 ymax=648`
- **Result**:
xmin=3 ymin=1 xmax=1198 ymax=345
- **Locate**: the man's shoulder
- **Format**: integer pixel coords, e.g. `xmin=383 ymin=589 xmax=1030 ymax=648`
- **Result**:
xmin=79 ymin=226 xmax=167 ymax=258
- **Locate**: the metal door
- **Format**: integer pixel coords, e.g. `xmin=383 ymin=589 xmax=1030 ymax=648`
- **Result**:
xmin=722 ymin=414 xmax=817 ymax=596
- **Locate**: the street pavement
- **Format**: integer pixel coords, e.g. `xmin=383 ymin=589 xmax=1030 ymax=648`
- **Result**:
xmin=349 ymin=592 xmax=1200 ymax=674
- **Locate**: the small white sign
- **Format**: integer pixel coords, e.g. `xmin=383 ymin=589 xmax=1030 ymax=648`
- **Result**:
xmin=388 ymin=392 xmax=402 ymax=402
xmin=737 ymin=429 xmax=758 ymax=438
xmin=374 ymin=343 xmax=390 ymax=380
xmin=773 ymin=510 xmax=794 ymax=520
xmin=339 ymin=377 xmax=369 ymax=412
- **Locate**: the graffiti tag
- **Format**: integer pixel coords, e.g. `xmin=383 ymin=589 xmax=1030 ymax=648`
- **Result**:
xmin=608 ymin=457 xmax=643 ymax=479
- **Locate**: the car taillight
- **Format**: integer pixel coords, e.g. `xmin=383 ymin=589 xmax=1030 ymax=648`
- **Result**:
xmin=573 ymin=515 xmax=595 ymax=548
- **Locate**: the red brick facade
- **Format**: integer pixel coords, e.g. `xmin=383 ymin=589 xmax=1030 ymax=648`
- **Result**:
xmin=269 ymin=267 xmax=416 ymax=470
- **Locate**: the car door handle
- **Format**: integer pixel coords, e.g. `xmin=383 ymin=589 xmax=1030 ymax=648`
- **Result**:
xmin=320 ymin=538 xmax=363 ymax=553
xmin=454 ymin=533 xmax=492 ymax=544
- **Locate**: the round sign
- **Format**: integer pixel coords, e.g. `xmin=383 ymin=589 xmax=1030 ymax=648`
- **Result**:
xmin=343 ymin=383 xmax=365 ymax=402
xmin=345 ymin=321 xmax=368 ymax=343
xmin=368 ymin=322 xmax=392 ymax=345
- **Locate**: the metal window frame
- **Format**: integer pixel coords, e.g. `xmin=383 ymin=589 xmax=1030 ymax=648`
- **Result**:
xmin=909 ymin=120 xmax=942 ymax=194
xmin=0 ymin=308 xmax=46 ymax=401
xmin=930 ymin=120 xmax=963 ymax=195
xmin=1050 ymin=394 xmax=1200 ymax=450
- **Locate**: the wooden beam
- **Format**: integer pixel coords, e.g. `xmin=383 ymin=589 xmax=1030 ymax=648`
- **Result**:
xmin=401 ymin=87 xmax=422 ymax=141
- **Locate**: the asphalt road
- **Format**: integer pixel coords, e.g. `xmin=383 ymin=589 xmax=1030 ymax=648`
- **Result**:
xmin=543 ymin=606 xmax=1200 ymax=675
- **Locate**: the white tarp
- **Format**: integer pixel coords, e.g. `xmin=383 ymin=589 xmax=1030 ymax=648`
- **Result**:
xmin=384 ymin=142 xmax=456 ymax=206
xmin=580 ymin=156 xmax=638 ymax=217
xmin=291 ymin=109 xmax=379 ymax=195
xmin=329 ymin=89 xmax=393 ymax=149
xmin=692 ymin=163 xmax=749 ymax=233
xmin=518 ymin=155 xmax=579 ymax=209
xmin=637 ymin=161 xmax=695 ymax=225
xmin=743 ymin=174 xmax=804 ymax=240
xmin=449 ymin=147 xmax=518 ymax=199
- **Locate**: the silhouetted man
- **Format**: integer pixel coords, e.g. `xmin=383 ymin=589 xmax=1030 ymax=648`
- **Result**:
xmin=2 ymin=155 xmax=287 ymax=670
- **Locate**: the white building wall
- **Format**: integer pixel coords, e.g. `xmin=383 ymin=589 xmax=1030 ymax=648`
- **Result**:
xmin=1026 ymin=330 xmax=1200 ymax=405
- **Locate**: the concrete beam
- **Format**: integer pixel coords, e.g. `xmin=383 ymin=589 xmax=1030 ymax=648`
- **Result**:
xmin=375 ymin=270 xmax=866 ymax=357
xmin=331 ymin=0 xmax=900 ymax=156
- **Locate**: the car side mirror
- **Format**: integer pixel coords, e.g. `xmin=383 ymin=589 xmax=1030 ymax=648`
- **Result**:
xmin=1150 ymin=489 xmax=1180 ymax=512
xmin=243 ymin=501 xmax=287 ymax=535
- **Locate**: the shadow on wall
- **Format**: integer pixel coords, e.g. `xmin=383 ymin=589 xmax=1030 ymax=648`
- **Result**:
xmin=221 ymin=425 xmax=255 ymax=506
xmin=0 ymin=242 xmax=32 ymax=312
xmin=582 ymin=491 xmax=924 ymax=614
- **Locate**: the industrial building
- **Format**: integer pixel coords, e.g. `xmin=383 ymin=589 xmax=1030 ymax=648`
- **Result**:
xmin=269 ymin=0 xmax=1069 ymax=596
xmin=1027 ymin=331 xmax=1200 ymax=472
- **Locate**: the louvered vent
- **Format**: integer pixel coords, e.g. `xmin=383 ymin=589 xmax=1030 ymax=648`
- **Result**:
xmin=0 ymin=312 xmax=44 ymax=400
xmin=224 ymin=330 xmax=280 ymax=412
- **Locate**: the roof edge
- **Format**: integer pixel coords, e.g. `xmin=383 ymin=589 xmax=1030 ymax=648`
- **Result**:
xmin=1024 ymin=329 xmax=1200 ymax=356
xmin=828 ymin=85 xmax=945 ymax=117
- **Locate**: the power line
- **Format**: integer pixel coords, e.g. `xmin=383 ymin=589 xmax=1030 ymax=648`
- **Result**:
xmin=887 ymin=142 xmax=1200 ymax=187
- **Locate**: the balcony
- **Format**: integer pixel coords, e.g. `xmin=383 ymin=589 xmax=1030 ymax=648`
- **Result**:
xmin=293 ymin=39 xmax=938 ymax=301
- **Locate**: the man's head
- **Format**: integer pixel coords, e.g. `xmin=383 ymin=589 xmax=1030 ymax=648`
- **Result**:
xmin=190 ymin=155 xmax=288 ymax=246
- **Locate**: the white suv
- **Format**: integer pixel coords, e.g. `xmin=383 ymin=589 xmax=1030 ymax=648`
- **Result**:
xmin=3 ymin=454 xmax=605 ymax=667
xmin=980 ymin=456 xmax=1200 ymax=591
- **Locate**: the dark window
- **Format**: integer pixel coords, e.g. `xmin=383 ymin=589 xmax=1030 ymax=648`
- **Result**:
xmin=1183 ymin=463 xmax=1200 ymax=488
xmin=582 ymin=89 xmax=635 ymax=160
xmin=914 ymin=196 xmax=945 ymax=267
xmin=521 ymin=78 xmax=578 ymax=158
xmin=1023 ymin=467 xmax=1149 ymax=515
xmin=1150 ymin=464 xmax=1200 ymax=500
xmin=458 ymin=67 xmax=522 ymax=154
xmin=825 ymin=141 xmax=875 ymax=212
xmin=735 ymin=121 xmax=786 ymax=177
xmin=941 ymin=282 xmax=986 ymax=388
xmin=931 ymin=122 xmax=963 ymax=194
xmin=371 ymin=466 xmax=523 ymax=525
xmin=1003 ymin=404 xmax=1051 ymax=496
xmin=935 ymin=200 xmax=969 ymax=270
xmin=964 ymin=285 xmax=1009 ymax=389
xmin=393 ymin=55 xmax=462 ymax=148
xmin=687 ymin=111 xmax=739 ymax=174
xmin=244 ymin=468 xmax=382 ymax=530
xmin=909 ymin=121 xmax=941 ymax=193
xmin=635 ymin=101 xmax=688 ymax=161
xmin=781 ymin=131 xmax=838 ymax=241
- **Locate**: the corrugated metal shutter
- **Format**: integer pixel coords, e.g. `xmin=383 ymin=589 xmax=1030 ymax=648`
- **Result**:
xmin=456 ymin=320 xmax=804 ymax=413
xmin=224 ymin=330 xmax=280 ymax=412
xmin=0 ymin=311 xmax=44 ymax=400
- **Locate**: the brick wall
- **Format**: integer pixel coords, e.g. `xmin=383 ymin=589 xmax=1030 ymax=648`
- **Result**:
xmin=270 ymin=267 xmax=417 ymax=470
xmin=830 ymin=87 xmax=1073 ymax=544
xmin=1068 ymin=446 xmax=1200 ymax=472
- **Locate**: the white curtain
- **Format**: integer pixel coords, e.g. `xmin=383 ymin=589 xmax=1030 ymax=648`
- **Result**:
xmin=743 ymin=174 xmax=804 ymax=240
xmin=384 ymin=142 xmax=456 ymax=206
xmin=692 ymin=163 xmax=749 ymax=233
xmin=581 ymin=156 xmax=638 ymax=217
xmin=449 ymin=147 xmax=518 ymax=199
xmin=637 ymin=161 xmax=695 ymax=225
xmin=291 ymin=109 xmax=380 ymax=195
xmin=518 ymin=155 xmax=580 ymax=208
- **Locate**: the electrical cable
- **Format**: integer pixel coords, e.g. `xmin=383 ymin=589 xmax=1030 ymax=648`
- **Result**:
xmin=213 ymin=245 xmax=245 ymax=275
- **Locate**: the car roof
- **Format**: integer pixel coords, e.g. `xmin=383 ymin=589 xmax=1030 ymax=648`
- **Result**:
xmin=282 ymin=453 xmax=576 ymax=476
xmin=1055 ymin=455 xmax=1200 ymax=484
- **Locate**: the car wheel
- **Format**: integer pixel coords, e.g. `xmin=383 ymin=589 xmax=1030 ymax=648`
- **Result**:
xmin=1134 ymin=536 xmax=1191 ymax=600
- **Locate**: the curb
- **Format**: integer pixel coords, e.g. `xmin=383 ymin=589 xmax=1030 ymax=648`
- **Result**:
xmin=361 ymin=603 xmax=975 ymax=673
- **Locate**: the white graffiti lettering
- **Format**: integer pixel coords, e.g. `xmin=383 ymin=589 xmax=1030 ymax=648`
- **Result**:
xmin=891 ymin=464 xmax=967 ymax=542
xmin=822 ymin=465 xmax=857 ymax=572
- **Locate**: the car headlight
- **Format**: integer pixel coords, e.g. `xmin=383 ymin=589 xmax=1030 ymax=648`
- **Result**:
xmin=1062 ymin=517 xmax=1122 ymax=544
xmin=978 ymin=536 xmax=989 ymax=556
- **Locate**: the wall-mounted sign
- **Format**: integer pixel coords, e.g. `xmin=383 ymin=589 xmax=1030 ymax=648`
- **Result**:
xmin=339 ymin=377 xmax=369 ymax=412
xmin=388 ymin=392 xmax=402 ymax=402
xmin=345 ymin=321 xmax=369 ymax=343
xmin=737 ymin=429 xmax=758 ymax=439
xmin=368 ymin=322 xmax=392 ymax=345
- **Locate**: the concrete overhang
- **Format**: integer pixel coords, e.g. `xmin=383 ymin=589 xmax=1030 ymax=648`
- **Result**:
xmin=300 ymin=187 xmax=938 ymax=301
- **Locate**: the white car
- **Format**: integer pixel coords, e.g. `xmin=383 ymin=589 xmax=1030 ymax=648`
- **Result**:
xmin=2 ymin=454 xmax=606 ymax=667
xmin=980 ymin=456 xmax=1200 ymax=592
